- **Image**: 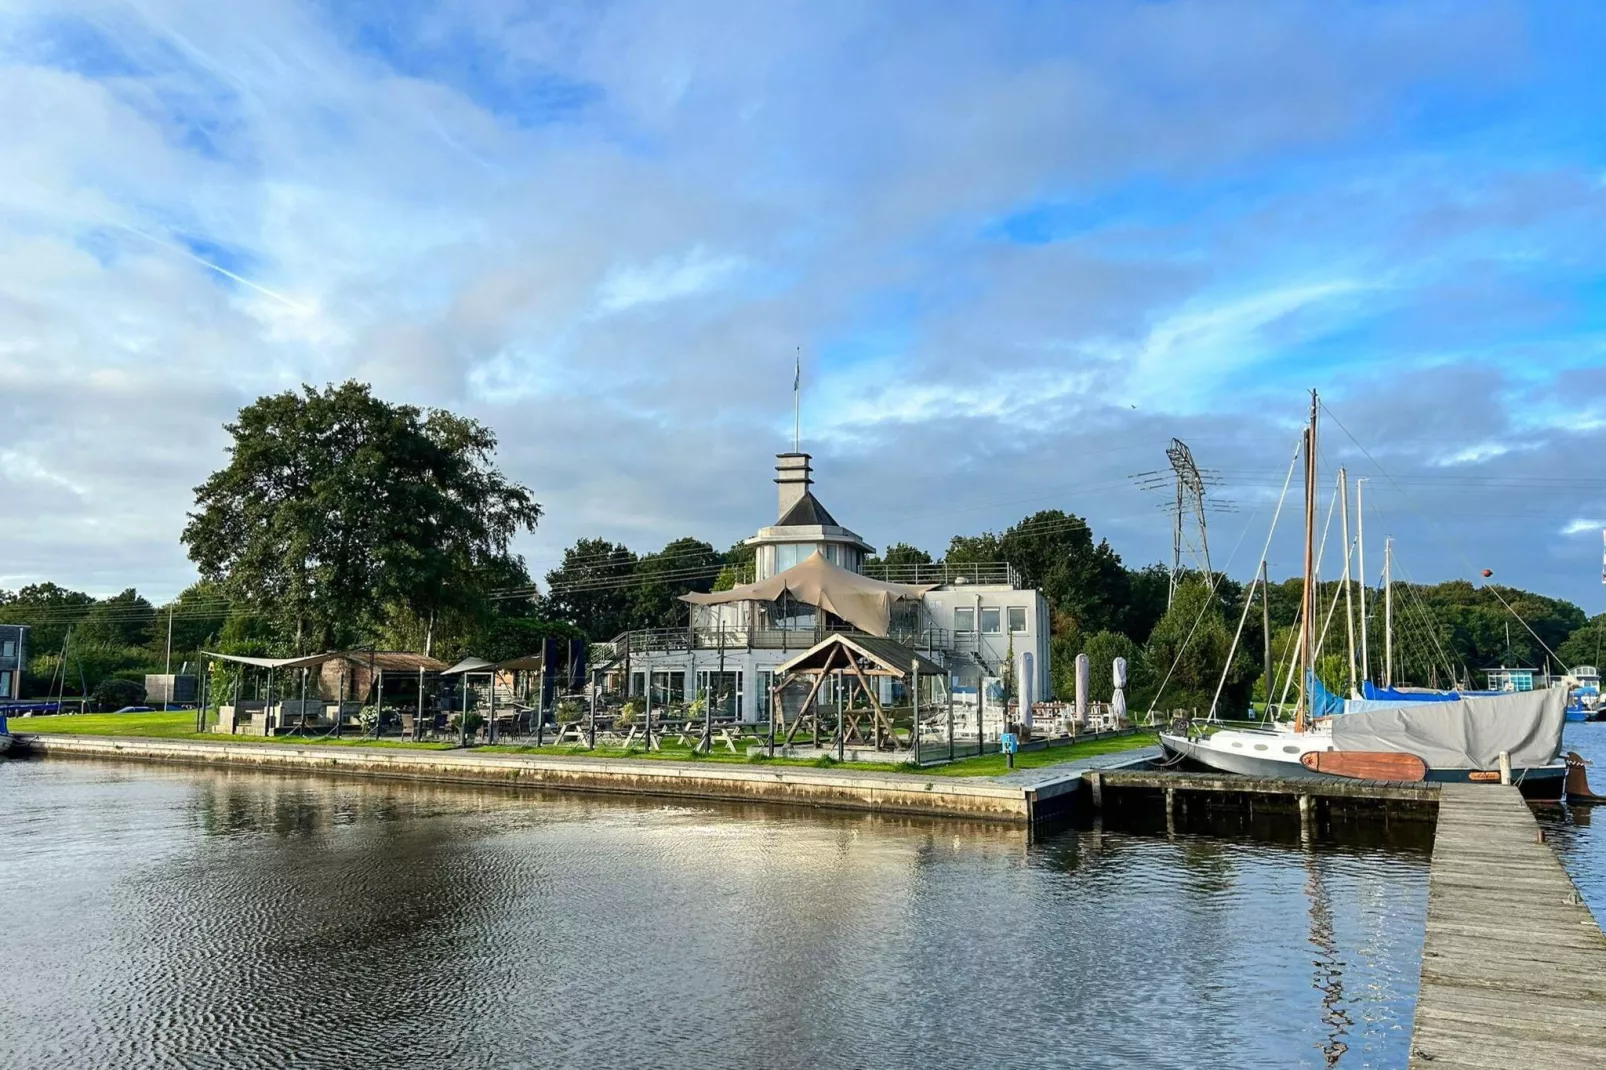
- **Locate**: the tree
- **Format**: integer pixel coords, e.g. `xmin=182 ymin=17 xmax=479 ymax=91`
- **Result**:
xmin=544 ymin=538 xmax=639 ymax=640
xmin=0 ymin=582 xmax=94 ymax=658
xmin=866 ymin=543 xmax=932 ymax=569
xmin=1143 ymin=581 xmax=1253 ymax=713
xmin=75 ymin=588 xmax=156 ymax=649
xmin=1559 ymin=614 xmax=1606 ymax=673
xmin=182 ymin=382 xmax=541 ymax=650
xmin=633 ymin=537 xmax=721 ymax=628
xmin=1082 ymin=630 xmax=1142 ymax=703
xmin=1121 ymin=563 xmax=1171 ymax=643
xmin=999 ymin=510 xmax=1130 ymax=635
xmin=92 ymin=677 xmax=146 ymax=712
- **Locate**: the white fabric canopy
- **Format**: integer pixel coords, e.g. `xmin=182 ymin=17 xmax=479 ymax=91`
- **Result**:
xmin=441 ymin=656 xmax=498 ymax=676
xmin=682 ymin=550 xmax=935 ymax=638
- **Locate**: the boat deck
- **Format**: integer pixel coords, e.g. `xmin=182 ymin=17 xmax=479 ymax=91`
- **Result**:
xmin=1408 ymin=783 xmax=1606 ymax=1068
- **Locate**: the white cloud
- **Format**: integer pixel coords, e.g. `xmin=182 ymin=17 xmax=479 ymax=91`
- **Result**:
xmin=1 ymin=0 xmax=1604 ymax=609
xmin=593 ymin=247 xmax=749 ymax=315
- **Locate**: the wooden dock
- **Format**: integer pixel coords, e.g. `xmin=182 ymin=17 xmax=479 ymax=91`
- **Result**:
xmin=1409 ymin=783 xmax=1606 ymax=1068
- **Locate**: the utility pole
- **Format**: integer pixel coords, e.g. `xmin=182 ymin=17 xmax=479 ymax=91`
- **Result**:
xmin=1356 ymin=478 xmax=1369 ymax=689
xmin=1339 ymin=468 xmax=1358 ymax=699
xmin=1384 ymin=536 xmax=1394 ymax=690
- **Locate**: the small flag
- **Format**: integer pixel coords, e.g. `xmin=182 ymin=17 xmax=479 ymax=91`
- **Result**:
xmin=793 ymin=350 xmax=800 ymax=392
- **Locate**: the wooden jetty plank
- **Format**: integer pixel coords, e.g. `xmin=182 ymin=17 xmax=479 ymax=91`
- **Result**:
xmin=1409 ymin=783 xmax=1606 ymax=1070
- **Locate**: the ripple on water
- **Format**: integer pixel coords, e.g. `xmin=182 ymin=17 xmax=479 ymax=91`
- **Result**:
xmin=0 ymin=759 xmax=1430 ymax=1070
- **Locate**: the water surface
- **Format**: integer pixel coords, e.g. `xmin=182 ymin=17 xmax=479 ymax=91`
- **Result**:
xmin=1534 ymin=722 xmax=1606 ymax=919
xmin=1 ymin=759 xmax=1431 ymax=1069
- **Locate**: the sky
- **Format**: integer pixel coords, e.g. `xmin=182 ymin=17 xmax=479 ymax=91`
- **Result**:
xmin=3 ymin=0 xmax=1606 ymax=610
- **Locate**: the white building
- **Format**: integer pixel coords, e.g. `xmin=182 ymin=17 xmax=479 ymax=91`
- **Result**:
xmin=602 ymin=453 xmax=1051 ymax=721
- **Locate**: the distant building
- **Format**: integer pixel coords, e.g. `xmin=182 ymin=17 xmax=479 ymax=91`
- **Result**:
xmin=599 ymin=452 xmax=1051 ymax=720
xmin=0 ymin=624 xmax=28 ymax=700
xmin=1484 ymin=665 xmax=1546 ymax=693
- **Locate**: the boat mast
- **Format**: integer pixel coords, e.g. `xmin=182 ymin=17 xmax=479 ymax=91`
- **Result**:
xmin=1357 ymin=478 xmax=1369 ymax=690
xmin=1261 ymin=559 xmax=1273 ymax=720
xmin=1339 ymin=467 xmax=1358 ymax=699
xmin=1384 ymin=536 xmax=1394 ymax=689
xmin=1297 ymin=390 xmax=1317 ymax=733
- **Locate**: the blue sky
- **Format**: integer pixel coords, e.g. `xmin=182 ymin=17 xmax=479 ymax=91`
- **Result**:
xmin=3 ymin=0 xmax=1606 ymax=608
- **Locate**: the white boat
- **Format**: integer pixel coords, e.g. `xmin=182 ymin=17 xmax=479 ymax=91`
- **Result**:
xmin=1158 ymin=392 xmax=1568 ymax=797
xmin=1160 ymin=725 xmax=1335 ymax=779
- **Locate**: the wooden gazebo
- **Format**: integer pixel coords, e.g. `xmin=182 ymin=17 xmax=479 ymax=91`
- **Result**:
xmin=769 ymin=633 xmax=946 ymax=754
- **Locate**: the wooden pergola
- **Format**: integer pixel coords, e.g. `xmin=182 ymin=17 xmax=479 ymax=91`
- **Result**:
xmin=769 ymin=633 xmax=946 ymax=753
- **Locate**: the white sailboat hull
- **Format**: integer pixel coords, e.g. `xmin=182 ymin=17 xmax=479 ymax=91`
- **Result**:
xmin=1159 ymin=731 xmax=1331 ymax=779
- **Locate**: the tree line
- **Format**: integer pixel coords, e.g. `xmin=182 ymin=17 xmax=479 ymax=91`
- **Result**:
xmin=540 ymin=507 xmax=1606 ymax=715
xmin=5 ymin=382 xmax=1600 ymax=712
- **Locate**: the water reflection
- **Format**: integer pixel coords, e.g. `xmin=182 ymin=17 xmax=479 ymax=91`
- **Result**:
xmin=2 ymin=760 xmax=1429 ymax=1069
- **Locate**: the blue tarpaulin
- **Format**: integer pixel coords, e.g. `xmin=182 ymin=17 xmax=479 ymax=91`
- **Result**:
xmin=1308 ymin=671 xmax=1346 ymax=717
xmin=1359 ymin=681 xmax=1500 ymax=703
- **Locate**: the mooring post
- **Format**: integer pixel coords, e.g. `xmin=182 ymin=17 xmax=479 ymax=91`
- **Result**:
xmin=947 ymin=675 xmax=955 ymax=763
xmin=587 ymin=669 xmax=598 ymax=749
xmin=1499 ymin=750 xmax=1512 ymax=786
xmin=1165 ymin=787 xmax=1175 ymax=816
xmin=911 ymin=658 xmax=920 ymax=767
xmin=1089 ymin=770 xmax=1104 ymax=810
xmin=1299 ymin=794 xmax=1313 ymax=823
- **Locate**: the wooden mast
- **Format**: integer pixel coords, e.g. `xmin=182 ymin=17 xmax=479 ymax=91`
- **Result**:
xmin=1296 ymin=390 xmax=1318 ymax=733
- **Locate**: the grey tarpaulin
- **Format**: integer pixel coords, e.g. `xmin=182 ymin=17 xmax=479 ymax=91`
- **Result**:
xmin=1330 ymin=687 xmax=1566 ymax=770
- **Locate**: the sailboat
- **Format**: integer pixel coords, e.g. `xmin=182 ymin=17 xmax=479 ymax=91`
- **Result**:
xmin=1159 ymin=392 xmax=1569 ymax=797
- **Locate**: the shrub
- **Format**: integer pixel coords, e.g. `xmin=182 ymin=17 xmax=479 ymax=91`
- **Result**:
xmin=93 ymin=677 xmax=146 ymax=711
xmin=448 ymin=712 xmax=485 ymax=736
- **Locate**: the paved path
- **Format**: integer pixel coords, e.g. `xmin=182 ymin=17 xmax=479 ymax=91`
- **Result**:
xmin=1409 ymin=783 xmax=1606 ymax=1068
xmin=989 ymin=744 xmax=1162 ymax=788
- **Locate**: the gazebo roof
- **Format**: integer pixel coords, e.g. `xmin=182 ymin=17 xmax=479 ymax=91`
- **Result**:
xmin=774 ymin=633 xmax=947 ymax=677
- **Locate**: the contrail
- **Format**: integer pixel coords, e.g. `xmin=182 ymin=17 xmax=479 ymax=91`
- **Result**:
xmin=108 ymin=220 xmax=313 ymax=314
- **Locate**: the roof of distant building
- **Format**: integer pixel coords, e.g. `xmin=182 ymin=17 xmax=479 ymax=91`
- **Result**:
xmin=776 ymin=490 xmax=838 ymax=528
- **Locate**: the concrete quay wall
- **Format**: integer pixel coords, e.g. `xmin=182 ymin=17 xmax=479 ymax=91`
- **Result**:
xmin=20 ymin=734 xmax=1036 ymax=823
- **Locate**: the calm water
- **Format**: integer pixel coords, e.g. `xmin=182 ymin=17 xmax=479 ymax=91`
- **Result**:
xmin=1 ymin=760 xmax=1433 ymax=1070
xmin=1535 ymin=722 xmax=1606 ymax=918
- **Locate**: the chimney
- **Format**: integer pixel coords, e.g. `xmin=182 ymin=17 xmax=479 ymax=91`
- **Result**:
xmin=774 ymin=453 xmax=813 ymax=520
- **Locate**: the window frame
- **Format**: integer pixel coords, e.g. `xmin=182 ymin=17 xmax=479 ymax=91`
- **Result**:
xmin=954 ymin=607 xmax=975 ymax=634
xmin=980 ymin=607 xmax=1002 ymax=634
xmin=1007 ymin=606 xmax=1027 ymax=634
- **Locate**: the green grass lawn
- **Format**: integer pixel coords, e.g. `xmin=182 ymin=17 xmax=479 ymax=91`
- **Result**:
xmin=925 ymin=731 xmax=1158 ymax=777
xmin=14 ymin=712 xmax=1155 ymax=777
xmin=11 ymin=711 xmax=456 ymax=750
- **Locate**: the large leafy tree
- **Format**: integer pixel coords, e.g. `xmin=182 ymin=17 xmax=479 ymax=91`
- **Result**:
xmin=1143 ymin=580 xmax=1255 ymax=713
xmin=633 ymin=537 xmax=721 ymax=628
xmin=74 ymin=588 xmax=156 ymax=649
xmin=182 ymin=382 xmax=541 ymax=651
xmin=544 ymin=538 xmax=640 ymax=641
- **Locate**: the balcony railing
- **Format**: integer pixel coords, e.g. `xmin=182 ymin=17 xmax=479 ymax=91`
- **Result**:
xmin=860 ymin=560 xmax=1021 ymax=588
xmin=598 ymin=624 xmax=958 ymax=660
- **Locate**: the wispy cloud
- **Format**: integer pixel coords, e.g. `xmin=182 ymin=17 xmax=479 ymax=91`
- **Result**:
xmin=1 ymin=0 xmax=1605 ymax=605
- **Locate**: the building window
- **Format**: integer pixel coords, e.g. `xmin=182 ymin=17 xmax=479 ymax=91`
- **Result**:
xmin=775 ymin=543 xmax=817 ymax=573
xmin=954 ymin=607 xmax=975 ymax=633
xmin=0 ymin=670 xmax=9 ymax=698
xmin=630 ymin=672 xmax=646 ymax=698
xmin=697 ymin=670 xmax=743 ymax=720
xmin=651 ymin=670 xmax=685 ymax=706
xmin=980 ymin=608 xmax=1001 ymax=634
xmin=0 ymin=639 xmax=13 ymax=658
xmin=1008 ymin=606 xmax=1027 ymax=634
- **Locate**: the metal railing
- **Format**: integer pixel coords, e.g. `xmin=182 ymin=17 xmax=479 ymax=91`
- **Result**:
xmin=600 ymin=623 xmax=959 ymax=659
xmin=861 ymin=560 xmax=1022 ymax=588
